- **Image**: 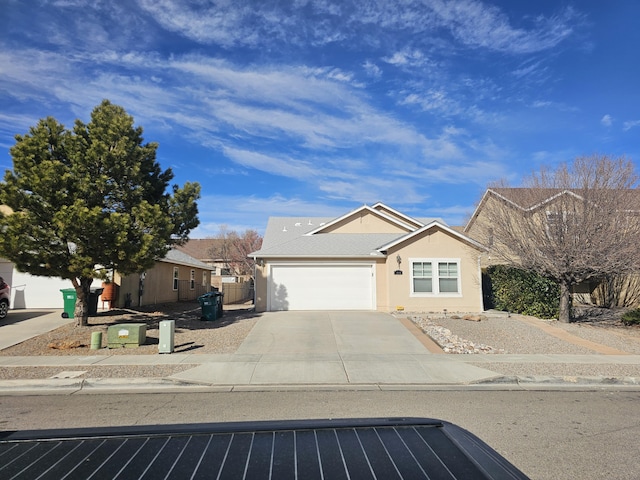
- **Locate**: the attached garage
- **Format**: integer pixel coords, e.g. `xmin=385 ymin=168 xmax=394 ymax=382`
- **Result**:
xmin=268 ymin=263 xmax=375 ymax=311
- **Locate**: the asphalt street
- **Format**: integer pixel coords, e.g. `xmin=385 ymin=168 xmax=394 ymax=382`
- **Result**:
xmin=1 ymin=390 xmax=639 ymax=480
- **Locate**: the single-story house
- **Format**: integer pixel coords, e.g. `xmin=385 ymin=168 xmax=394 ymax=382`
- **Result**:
xmin=1 ymin=248 xmax=213 ymax=310
xmin=113 ymin=248 xmax=214 ymax=308
xmin=250 ymin=203 xmax=486 ymax=313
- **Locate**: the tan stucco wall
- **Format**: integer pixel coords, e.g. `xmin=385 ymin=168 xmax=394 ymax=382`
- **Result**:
xmin=254 ymin=230 xmax=484 ymax=313
xmin=322 ymin=211 xmax=410 ymax=234
xmin=254 ymin=263 xmax=268 ymax=312
xmin=465 ymin=195 xmax=514 ymax=268
xmin=382 ymin=229 xmax=483 ymax=313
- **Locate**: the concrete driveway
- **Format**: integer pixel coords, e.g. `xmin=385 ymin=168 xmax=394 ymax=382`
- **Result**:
xmin=235 ymin=311 xmax=429 ymax=355
xmin=172 ymin=311 xmax=500 ymax=386
xmin=0 ymin=309 xmax=69 ymax=350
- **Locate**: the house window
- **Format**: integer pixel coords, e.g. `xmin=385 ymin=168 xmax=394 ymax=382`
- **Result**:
xmin=412 ymin=261 xmax=433 ymax=293
xmin=190 ymin=270 xmax=195 ymax=290
xmin=411 ymin=259 xmax=460 ymax=296
xmin=438 ymin=262 xmax=459 ymax=293
xmin=173 ymin=267 xmax=179 ymax=291
xmin=546 ymin=210 xmax=579 ymax=241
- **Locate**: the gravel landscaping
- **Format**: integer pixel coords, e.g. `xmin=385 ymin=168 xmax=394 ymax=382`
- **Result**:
xmin=1 ymin=303 xmax=640 ymax=380
xmin=0 ymin=302 xmax=259 ymax=379
xmin=405 ymin=308 xmax=640 ymax=378
xmin=0 ymin=302 xmax=259 ymax=357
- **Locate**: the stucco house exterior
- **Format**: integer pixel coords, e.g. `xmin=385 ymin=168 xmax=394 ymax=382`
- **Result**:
xmin=113 ymin=248 xmax=213 ymax=308
xmin=0 ymin=257 xmax=70 ymax=309
xmin=1 ymin=248 xmax=213 ymax=310
xmin=251 ymin=203 xmax=486 ymax=313
xmin=464 ymin=187 xmax=640 ymax=306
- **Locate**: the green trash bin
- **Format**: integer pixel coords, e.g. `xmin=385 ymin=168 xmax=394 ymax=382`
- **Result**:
xmin=60 ymin=287 xmax=104 ymax=318
xmin=198 ymin=291 xmax=223 ymax=321
xmin=60 ymin=288 xmax=76 ymax=319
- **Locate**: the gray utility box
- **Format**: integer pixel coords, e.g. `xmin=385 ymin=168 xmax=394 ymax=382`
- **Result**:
xmin=107 ymin=323 xmax=146 ymax=348
xmin=159 ymin=320 xmax=175 ymax=354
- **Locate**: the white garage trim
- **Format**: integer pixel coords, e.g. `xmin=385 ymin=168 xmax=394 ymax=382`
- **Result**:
xmin=267 ymin=262 xmax=376 ymax=311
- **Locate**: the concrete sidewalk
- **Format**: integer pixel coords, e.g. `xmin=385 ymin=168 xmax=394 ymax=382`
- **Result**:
xmin=1 ymin=310 xmax=640 ymax=393
xmin=2 ymin=352 xmax=640 ymax=391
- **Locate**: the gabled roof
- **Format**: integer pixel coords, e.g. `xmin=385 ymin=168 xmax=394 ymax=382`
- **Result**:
xmin=251 ymin=203 xmax=478 ymax=259
xmin=259 ymin=216 xmax=334 ymax=250
xmin=253 ymin=233 xmax=397 ymax=258
xmin=306 ymin=204 xmax=418 ymax=235
xmin=465 ymin=187 xmax=640 ymax=233
xmin=160 ymin=248 xmax=213 ymax=270
xmin=175 ymin=238 xmax=224 ymax=261
xmin=378 ymin=221 xmax=486 ymax=253
xmin=370 ymin=202 xmax=426 ymax=229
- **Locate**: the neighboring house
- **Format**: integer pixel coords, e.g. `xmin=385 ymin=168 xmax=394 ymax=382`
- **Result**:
xmin=465 ymin=187 xmax=552 ymax=268
xmin=250 ymin=203 xmax=486 ymax=313
xmin=177 ymin=238 xmax=254 ymax=304
xmin=464 ymin=187 xmax=640 ymax=306
xmin=175 ymin=239 xmax=228 ymax=276
xmin=113 ymin=248 xmax=213 ymax=308
xmin=0 ymin=258 xmax=70 ymax=310
xmin=1 ymin=249 xmax=213 ymax=311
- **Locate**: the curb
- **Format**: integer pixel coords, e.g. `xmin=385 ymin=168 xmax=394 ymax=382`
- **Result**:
xmin=2 ymin=375 xmax=640 ymax=394
xmin=478 ymin=375 xmax=640 ymax=386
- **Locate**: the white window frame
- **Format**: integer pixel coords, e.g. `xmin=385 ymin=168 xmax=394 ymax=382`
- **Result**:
xmin=172 ymin=267 xmax=179 ymax=291
xmin=410 ymin=258 xmax=462 ymax=297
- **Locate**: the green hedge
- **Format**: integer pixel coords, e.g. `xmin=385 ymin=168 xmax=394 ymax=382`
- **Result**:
xmin=484 ymin=265 xmax=559 ymax=319
xmin=621 ymin=309 xmax=640 ymax=326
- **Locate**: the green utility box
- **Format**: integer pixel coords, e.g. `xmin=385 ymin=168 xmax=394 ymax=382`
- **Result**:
xmin=107 ymin=323 xmax=147 ymax=348
xmin=198 ymin=291 xmax=224 ymax=321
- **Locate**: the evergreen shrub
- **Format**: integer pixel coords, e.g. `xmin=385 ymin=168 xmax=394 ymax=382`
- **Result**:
xmin=621 ymin=309 xmax=640 ymax=326
xmin=485 ymin=265 xmax=559 ymax=319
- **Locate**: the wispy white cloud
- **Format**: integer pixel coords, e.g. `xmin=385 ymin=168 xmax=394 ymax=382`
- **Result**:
xmin=623 ymin=120 xmax=640 ymax=131
xmin=362 ymin=60 xmax=382 ymax=78
xmin=0 ymin=1 xmax=596 ymax=233
xmin=383 ymin=49 xmax=435 ymax=69
xmin=135 ymin=0 xmax=581 ymax=55
xmin=192 ymin=193 xmax=351 ymax=236
xmin=601 ymin=114 xmax=613 ymax=127
xmin=430 ymin=1 xmax=581 ymax=54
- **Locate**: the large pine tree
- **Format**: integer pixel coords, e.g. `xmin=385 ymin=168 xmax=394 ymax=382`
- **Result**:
xmin=0 ymin=100 xmax=200 ymax=326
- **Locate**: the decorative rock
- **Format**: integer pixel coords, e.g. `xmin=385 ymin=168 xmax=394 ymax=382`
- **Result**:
xmin=407 ymin=315 xmax=504 ymax=354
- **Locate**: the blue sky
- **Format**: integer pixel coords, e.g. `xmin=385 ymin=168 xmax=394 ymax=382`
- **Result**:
xmin=1 ymin=1 xmax=639 ymax=236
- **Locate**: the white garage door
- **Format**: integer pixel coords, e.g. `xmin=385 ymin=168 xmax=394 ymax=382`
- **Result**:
xmin=269 ymin=263 xmax=375 ymax=311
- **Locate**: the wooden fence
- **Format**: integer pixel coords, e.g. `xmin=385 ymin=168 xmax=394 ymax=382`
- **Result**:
xmin=177 ymin=280 xmax=253 ymax=305
xmin=221 ymin=282 xmax=254 ymax=305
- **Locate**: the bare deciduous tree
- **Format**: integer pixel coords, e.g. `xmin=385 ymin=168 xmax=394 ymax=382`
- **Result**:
xmin=208 ymin=227 xmax=263 ymax=279
xmin=470 ymin=155 xmax=640 ymax=323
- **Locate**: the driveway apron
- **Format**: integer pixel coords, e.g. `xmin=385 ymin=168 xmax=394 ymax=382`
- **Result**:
xmin=171 ymin=311 xmax=500 ymax=386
